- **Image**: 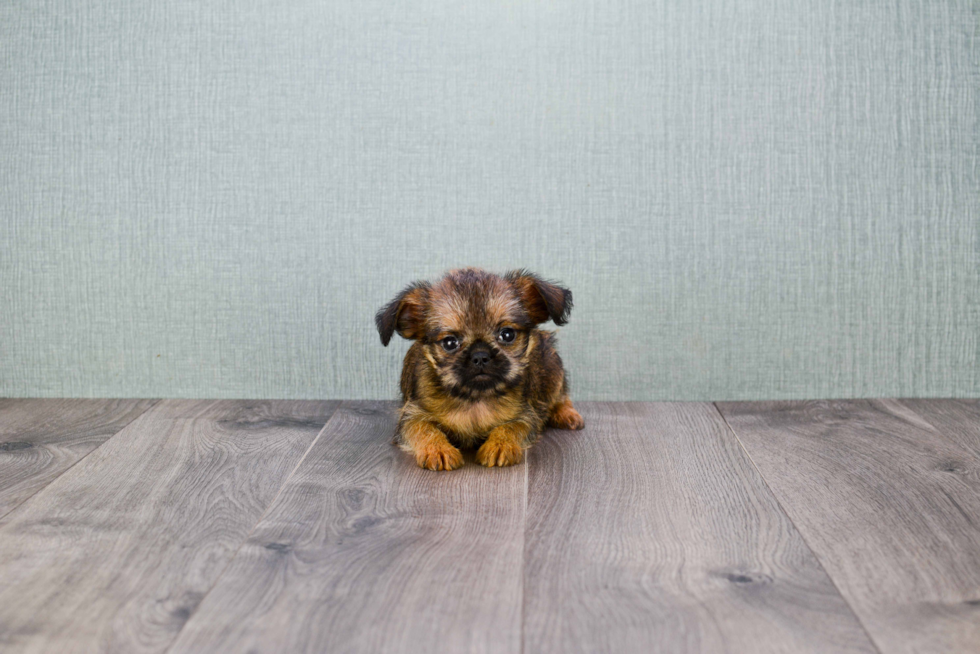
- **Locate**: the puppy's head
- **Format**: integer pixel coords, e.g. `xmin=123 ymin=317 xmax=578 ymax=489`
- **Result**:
xmin=376 ymin=267 xmax=572 ymax=400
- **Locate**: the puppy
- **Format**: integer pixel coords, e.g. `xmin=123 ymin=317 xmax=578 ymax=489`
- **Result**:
xmin=375 ymin=267 xmax=585 ymax=470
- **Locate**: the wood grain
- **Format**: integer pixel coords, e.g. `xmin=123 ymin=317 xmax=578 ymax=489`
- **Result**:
xmin=0 ymin=399 xmax=339 ymax=654
xmin=897 ymin=399 xmax=980 ymax=461
xmin=0 ymin=398 xmax=158 ymax=519
xmin=523 ymin=402 xmax=876 ymax=653
xmin=718 ymin=399 xmax=980 ymax=654
xmin=168 ymin=401 xmax=526 ymax=654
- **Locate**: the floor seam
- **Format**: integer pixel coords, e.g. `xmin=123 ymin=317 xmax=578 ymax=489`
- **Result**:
xmin=887 ymin=398 xmax=980 ymax=462
xmin=711 ymin=401 xmax=886 ymax=654
xmin=520 ymin=449 xmax=528 ymax=654
xmin=0 ymin=398 xmax=162 ymax=523
xmin=160 ymin=399 xmax=346 ymax=654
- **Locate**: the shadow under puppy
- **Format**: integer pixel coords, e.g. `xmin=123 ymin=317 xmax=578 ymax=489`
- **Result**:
xmin=376 ymin=267 xmax=585 ymax=471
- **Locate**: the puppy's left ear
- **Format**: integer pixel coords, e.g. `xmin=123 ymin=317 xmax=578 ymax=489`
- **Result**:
xmin=375 ymin=281 xmax=430 ymax=346
xmin=505 ymin=269 xmax=573 ymax=326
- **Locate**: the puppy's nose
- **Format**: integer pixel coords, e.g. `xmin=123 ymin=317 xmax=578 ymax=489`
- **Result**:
xmin=470 ymin=347 xmax=492 ymax=368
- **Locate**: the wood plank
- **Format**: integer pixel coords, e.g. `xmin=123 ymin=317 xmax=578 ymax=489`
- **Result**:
xmin=523 ymin=402 xmax=875 ymax=654
xmin=0 ymin=399 xmax=339 ymax=654
xmin=717 ymin=400 xmax=980 ymax=654
xmin=0 ymin=398 xmax=158 ymax=519
xmin=897 ymin=399 xmax=980 ymax=460
xmin=168 ymin=400 xmax=526 ymax=654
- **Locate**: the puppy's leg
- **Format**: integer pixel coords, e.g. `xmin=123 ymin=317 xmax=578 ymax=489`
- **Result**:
xmin=400 ymin=416 xmax=464 ymax=471
xmin=547 ymin=396 xmax=585 ymax=430
xmin=476 ymin=421 xmax=531 ymax=467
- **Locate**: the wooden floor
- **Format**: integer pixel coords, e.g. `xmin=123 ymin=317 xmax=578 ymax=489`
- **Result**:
xmin=0 ymin=399 xmax=978 ymax=653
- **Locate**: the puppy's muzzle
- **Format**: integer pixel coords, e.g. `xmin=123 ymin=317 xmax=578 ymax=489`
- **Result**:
xmin=464 ymin=342 xmax=505 ymax=385
xmin=469 ymin=344 xmax=493 ymax=370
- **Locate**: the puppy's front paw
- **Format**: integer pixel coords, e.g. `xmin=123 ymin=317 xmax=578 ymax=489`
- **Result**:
xmin=476 ymin=439 xmax=524 ymax=467
xmin=549 ymin=404 xmax=585 ymax=430
xmin=415 ymin=443 xmax=464 ymax=471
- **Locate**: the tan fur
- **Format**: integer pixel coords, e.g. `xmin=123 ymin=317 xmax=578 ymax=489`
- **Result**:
xmin=475 ymin=421 xmax=531 ymax=467
xmin=430 ymin=296 xmax=467 ymax=333
xmin=398 ymin=412 xmax=464 ymax=471
xmin=548 ymin=396 xmax=585 ymax=430
xmin=427 ymin=392 xmax=524 ymax=445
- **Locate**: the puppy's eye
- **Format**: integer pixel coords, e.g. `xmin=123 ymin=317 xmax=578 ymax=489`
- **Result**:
xmin=440 ymin=336 xmax=460 ymax=352
xmin=498 ymin=328 xmax=516 ymax=344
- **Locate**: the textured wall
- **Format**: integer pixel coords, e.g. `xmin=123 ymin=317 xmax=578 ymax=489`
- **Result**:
xmin=1 ymin=1 xmax=978 ymax=400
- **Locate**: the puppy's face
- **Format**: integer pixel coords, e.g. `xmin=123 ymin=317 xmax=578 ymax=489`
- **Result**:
xmin=376 ymin=268 xmax=572 ymax=401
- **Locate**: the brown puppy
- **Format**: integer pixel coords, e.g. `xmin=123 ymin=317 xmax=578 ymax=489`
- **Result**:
xmin=376 ymin=267 xmax=584 ymax=470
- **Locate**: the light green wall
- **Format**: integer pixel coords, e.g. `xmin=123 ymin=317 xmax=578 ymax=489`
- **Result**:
xmin=2 ymin=1 xmax=978 ymax=400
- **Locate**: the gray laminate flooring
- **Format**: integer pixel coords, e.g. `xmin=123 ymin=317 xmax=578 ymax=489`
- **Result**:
xmin=0 ymin=399 xmax=977 ymax=653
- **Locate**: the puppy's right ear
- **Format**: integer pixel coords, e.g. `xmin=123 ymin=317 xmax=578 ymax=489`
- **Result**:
xmin=375 ymin=281 xmax=430 ymax=346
